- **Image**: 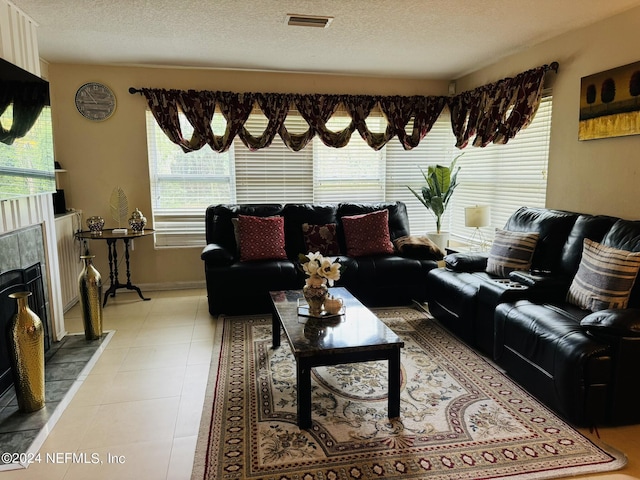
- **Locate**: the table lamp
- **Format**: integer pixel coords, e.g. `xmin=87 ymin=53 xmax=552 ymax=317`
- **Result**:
xmin=465 ymin=205 xmax=491 ymax=251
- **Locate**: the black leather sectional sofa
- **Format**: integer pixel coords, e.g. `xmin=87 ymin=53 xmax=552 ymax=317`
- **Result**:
xmin=426 ymin=207 xmax=640 ymax=426
xmin=201 ymin=201 xmax=439 ymax=315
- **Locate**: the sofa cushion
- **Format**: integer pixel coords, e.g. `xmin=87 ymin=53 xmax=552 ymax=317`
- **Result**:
xmin=558 ymin=214 xmax=618 ymax=278
xmin=342 ymin=209 xmax=394 ymax=257
xmin=486 ymin=229 xmax=539 ymax=277
xmin=567 ymin=239 xmax=640 ymax=311
xmin=282 ymin=203 xmax=339 ymax=258
xmin=302 ymin=223 xmax=340 ymax=256
xmin=503 ymin=207 xmax=578 ymax=272
xmin=337 ymin=202 xmax=410 ymax=251
xmin=238 ymin=215 xmax=287 ymax=262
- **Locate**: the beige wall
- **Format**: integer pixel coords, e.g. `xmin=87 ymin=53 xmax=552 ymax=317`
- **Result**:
xmin=456 ymin=5 xmax=640 ymax=220
xmin=47 ymin=65 xmax=448 ymax=288
xmin=48 ymin=5 xmax=640 ymax=289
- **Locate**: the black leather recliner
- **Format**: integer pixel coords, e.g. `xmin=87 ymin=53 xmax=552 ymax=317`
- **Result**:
xmin=426 ymin=207 xmax=640 ymax=426
xmin=202 ymin=201 xmax=439 ymax=315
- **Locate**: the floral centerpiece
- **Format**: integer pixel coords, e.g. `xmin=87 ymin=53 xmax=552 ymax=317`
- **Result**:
xmin=299 ymin=252 xmax=343 ymax=315
xmin=300 ymin=252 xmax=342 ymax=286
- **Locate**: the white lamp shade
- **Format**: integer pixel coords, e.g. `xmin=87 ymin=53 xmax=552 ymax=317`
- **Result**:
xmin=465 ymin=205 xmax=490 ymax=228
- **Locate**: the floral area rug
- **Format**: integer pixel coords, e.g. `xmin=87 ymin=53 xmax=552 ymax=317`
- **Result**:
xmin=192 ymin=306 xmax=626 ymax=480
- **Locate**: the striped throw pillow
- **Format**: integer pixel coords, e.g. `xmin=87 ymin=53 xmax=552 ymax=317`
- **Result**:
xmin=567 ymin=239 xmax=640 ymax=311
xmin=486 ymin=229 xmax=540 ymax=277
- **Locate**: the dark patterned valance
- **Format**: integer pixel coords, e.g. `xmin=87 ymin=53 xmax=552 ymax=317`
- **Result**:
xmin=447 ymin=65 xmax=550 ymax=149
xmin=133 ymin=62 xmax=557 ymax=153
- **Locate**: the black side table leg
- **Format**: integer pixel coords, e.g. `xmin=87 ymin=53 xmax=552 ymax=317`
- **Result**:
xmin=122 ymin=239 xmax=150 ymax=302
xmin=272 ymin=312 xmax=281 ymax=348
xmin=103 ymin=239 xmax=118 ymax=307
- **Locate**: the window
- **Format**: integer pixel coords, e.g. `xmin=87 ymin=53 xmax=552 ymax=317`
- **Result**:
xmin=0 ymin=105 xmax=55 ymax=201
xmin=447 ymin=94 xmax=553 ymax=244
xmin=146 ymin=112 xmax=233 ymax=247
xmin=146 ymin=94 xmax=552 ymax=248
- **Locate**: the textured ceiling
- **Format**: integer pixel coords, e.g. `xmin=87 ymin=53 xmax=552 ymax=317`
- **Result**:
xmin=11 ymin=0 xmax=640 ymax=79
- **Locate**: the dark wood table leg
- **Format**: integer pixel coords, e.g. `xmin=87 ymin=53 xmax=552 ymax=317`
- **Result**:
xmin=122 ymin=239 xmax=150 ymax=302
xmin=297 ymin=359 xmax=312 ymax=429
xmin=272 ymin=312 xmax=281 ymax=348
xmin=103 ymin=239 xmax=118 ymax=307
xmin=388 ymin=346 xmax=401 ymax=419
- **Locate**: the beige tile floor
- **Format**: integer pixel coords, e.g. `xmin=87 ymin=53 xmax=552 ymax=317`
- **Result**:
xmin=2 ymin=288 xmax=639 ymax=479
xmin=2 ymin=288 xmax=215 ymax=480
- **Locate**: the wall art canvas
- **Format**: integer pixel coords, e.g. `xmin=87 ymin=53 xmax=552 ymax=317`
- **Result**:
xmin=579 ymin=60 xmax=640 ymax=140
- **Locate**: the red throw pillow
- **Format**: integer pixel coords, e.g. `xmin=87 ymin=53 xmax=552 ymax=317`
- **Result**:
xmin=238 ymin=215 xmax=287 ymax=262
xmin=342 ymin=209 xmax=394 ymax=257
xmin=302 ymin=223 xmax=340 ymax=256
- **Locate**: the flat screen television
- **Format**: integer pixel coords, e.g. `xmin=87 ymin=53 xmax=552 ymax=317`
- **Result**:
xmin=0 ymin=58 xmax=55 ymax=202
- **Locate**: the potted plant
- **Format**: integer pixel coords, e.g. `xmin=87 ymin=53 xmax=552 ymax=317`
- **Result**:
xmin=407 ymin=154 xmax=462 ymax=250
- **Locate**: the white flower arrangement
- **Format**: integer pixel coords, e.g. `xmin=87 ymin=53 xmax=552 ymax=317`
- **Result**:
xmin=299 ymin=252 xmax=342 ymax=287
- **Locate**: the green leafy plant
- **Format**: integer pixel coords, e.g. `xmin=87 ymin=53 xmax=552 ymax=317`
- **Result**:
xmin=407 ymin=154 xmax=462 ymax=234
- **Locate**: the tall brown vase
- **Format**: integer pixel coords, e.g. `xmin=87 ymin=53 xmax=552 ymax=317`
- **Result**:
xmin=8 ymin=291 xmax=45 ymax=413
xmin=78 ymin=255 xmax=103 ymax=341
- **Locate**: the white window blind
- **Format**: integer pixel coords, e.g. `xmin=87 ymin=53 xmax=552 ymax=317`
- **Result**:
xmin=314 ymin=115 xmax=386 ymax=203
xmin=0 ymin=105 xmax=55 ymax=201
xmin=146 ymin=111 xmax=233 ymax=247
xmin=234 ymin=113 xmax=313 ymax=203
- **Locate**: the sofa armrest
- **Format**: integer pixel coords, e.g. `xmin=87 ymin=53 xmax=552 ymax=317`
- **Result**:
xmin=581 ymin=308 xmax=640 ymax=337
xmin=444 ymin=253 xmax=488 ymax=272
xmin=509 ymin=270 xmax=568 ymax=290
xmin=201 ymin=243 xmax=235 ymax=265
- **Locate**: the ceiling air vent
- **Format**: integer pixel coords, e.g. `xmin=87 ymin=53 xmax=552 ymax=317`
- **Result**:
xmin=286 ymin=14 xmax=334 ymax=28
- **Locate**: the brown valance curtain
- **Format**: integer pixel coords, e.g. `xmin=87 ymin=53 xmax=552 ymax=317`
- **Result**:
xmin=137 ymin=62 xmax=556 ymax=153
xmin=142 ymin=89 xmax=448 ymax=153
xmin=447 ymin=65 xmax=548 ymax=149
xmin=0 ymin=81 xmax=48 ymax=145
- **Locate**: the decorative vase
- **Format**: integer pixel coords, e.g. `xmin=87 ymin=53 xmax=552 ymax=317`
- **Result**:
xmin=7 ymin=291 xmax=45 ymax=413
xmin=78 ymin=255 xmax=103 ymax=341
xmin=128 ymin=208 xmax=147 ymax=233
xmin=87 ymin=216 xmax=105 ymax=235
xmin=303 ymin=276 xmax=328 ymax=316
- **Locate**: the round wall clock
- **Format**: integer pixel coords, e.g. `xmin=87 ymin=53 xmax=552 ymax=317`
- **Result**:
xmin=75 ymin=82 xmax=116 ymax=121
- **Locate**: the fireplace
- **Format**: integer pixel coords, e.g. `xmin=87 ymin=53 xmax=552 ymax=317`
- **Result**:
xmin=0 ymin=264 xmax=51 ymax=395
xmin=0 ymin=225 xmax=54 ymax=396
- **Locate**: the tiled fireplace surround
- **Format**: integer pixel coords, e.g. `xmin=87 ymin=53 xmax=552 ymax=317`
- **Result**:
xmin=0 ymin=225 xmax=54 ymax=395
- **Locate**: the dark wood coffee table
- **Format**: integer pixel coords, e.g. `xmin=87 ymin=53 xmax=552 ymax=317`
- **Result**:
xmin=270 ymin=287 xmax=404 ymax=429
